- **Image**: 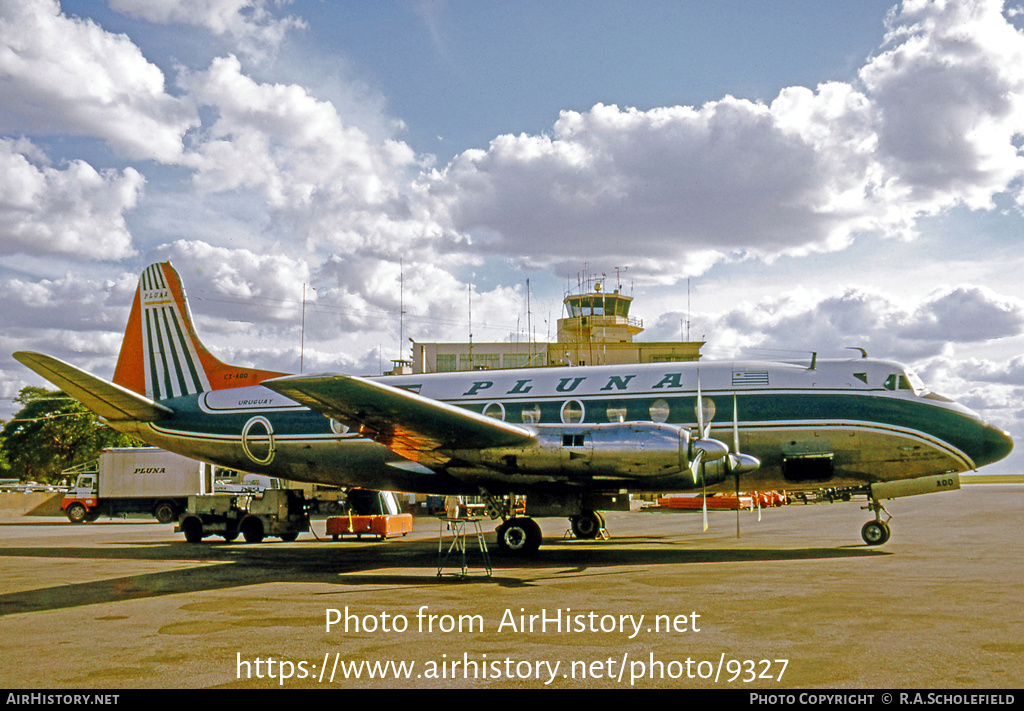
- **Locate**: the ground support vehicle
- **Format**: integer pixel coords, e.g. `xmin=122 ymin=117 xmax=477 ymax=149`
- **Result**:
xmin=62 ymin=448 xmax=209 ymax=524
xmin=176 ymin=489 xmax=310 ymax=543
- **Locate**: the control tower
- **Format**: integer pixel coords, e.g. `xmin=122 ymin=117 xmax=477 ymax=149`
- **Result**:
xmin=410 ymin=272 xmax=703 ymax=373
xmin=557 ymin=281 xmax=644 ymax=344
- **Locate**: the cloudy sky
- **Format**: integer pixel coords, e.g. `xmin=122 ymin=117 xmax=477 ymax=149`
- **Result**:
xmin=1 ymin=0 xmax=1022 ymax=473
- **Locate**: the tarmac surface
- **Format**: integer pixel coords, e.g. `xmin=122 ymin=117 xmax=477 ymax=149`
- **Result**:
xmin=0 ymin=484 xmax=1021 ymax=690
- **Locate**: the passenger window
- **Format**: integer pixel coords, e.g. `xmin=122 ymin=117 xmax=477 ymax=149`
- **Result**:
xmin=520 ymin=404 xmax=541 ymax=424
xmin=561 ymin=400 xmax=585 ymax=424
xmin=649 ymin=398 xmax=670 ymax=423
xmin=606 ymin=403 xmax=628 ymax=423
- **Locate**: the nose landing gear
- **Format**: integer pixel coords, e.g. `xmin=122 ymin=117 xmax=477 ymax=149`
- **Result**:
xmin=861 ymin=498 xmax=892 ymax=545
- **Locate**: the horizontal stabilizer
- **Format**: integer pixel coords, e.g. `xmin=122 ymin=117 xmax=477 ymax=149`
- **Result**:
xmin=14 ymin=352 xmax=173 ymax=423
xmin=264 ymin=373 xmax=534 ymax=465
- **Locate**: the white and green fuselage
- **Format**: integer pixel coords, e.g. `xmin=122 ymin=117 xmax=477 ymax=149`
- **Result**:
xmin=115 ymin=357 xmax=1012 ymax=497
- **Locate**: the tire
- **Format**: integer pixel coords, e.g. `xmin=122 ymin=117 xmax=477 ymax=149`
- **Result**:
xmin=496 ymin=517 xmax=542 ymax=555
xmin=153 ymin=502 xmax=177 ymax=524
xmin=570 ymin=510 xmax=604 ymax=540
xmin=861 ymin=520 xmax=891 ymax=546
xmin=278 ymin=531 xmax=299 ymax=542
xmin=241 ymin=517 xmax=265 ymax=543
xmin=181 ymin=516 xmax=204 ymax=543
xmin=65 ymin=502 xmax=89 ymax=524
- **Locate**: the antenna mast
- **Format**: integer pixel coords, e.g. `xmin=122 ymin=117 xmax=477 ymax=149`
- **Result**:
xmin=526 ymin=278 xmax=533 ymax=363
xmin=399 ymin=259 xmax=405 ymax=360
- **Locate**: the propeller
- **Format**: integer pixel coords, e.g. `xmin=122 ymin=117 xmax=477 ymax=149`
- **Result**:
xmin=728 ymin=393 xmax=760 ymax=537
xmin=689 ymin=374 xmax=728 ymax=484
xmin=688 ymin=386 xmax=761 ymax=536
xmin=690 ymin=373 xmax=728 ymax=532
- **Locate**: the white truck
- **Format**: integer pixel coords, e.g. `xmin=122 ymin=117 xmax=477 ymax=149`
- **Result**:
xmin=61 ymin=448 xmax=210 ymax=523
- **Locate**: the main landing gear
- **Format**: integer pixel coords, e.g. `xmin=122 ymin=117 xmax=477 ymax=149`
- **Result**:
xmin=495 ymin=517 xmax=543 ymax=554
xmin=480 ymin=489 xmax=613 ymax=555
xmin=569 ymin=510 xmax=607 ymax=540
xmin=479 ymin=490 xmax=543 ymax=555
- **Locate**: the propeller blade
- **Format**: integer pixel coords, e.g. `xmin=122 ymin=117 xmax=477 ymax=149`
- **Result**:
xmin=735 ymin=472 xmax=741 ymax=538
xmin=689 ymin=448 xmax=705 ymax=484
xmin=733 ymin=394 xmax=740 ymax=453
xmin=702 ymin=463 xmax=709 ymax=532
xmin=696 ymin=372 xmax=705 ymax=437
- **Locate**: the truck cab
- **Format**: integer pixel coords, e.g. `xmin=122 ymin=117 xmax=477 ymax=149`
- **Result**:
xmin=62 ymin=472 xmax=100 ymax=523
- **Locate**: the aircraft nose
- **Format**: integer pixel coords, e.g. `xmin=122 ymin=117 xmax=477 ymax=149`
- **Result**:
xmin=976 ymin=424 xmax=1013 ymax=468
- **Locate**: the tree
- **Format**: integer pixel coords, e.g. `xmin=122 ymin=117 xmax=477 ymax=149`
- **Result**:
xmin=0 ymin=387 xmax=142 ymax=483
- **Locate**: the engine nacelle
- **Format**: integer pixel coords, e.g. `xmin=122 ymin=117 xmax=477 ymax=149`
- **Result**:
xmin=453 ymin=422 xmax=720 ymax=479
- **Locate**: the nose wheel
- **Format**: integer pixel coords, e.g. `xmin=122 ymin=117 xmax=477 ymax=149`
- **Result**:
xmin=861 ymin=519 xmax=891 ymax=545
xmin=861 ymin=498 xmax=892 ymax=545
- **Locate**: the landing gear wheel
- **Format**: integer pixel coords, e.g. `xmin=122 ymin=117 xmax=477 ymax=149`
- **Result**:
xmin=496 ymin=517 xmax=542 ymax=555
xmin=861 ymin=520 xmax=891 ymax=546
xmin=65 ymin=502 xmax=88 ymax=524
xmin=570 ymin=510 xmax=605 ymax=539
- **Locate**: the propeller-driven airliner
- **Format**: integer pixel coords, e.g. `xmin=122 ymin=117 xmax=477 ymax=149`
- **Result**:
xmin=14 ymin=263 xmax=1013 ymax=553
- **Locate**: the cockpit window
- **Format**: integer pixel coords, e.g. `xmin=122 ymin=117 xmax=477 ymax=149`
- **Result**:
xmin=884 ymin=370 xmax=928 ymax=396
xmin=905 ymin=369 xmax=928 ymax=395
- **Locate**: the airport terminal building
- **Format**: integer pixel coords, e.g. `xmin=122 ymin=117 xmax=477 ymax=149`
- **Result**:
xmin=408 ymin=282 xmax=704 ymax=374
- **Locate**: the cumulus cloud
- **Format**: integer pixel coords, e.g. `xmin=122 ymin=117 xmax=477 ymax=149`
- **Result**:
xmin=0 ymin=270 xmax=137 ymax=339
xmin=424 ymin=0 xmax=1024 ymax=279
xmin=863 ymin=0 xmax=1024 ymax=211
xmin=152 ymin=240 xmax=310 ymax=326
xmin=177 ymin=56 xmax=434 ymax=258
xmin=0 ymin=139 xmax=144 ymax=259
xmin=136 ymin=242 xmax=521 ymax=376
xmin=0 ymin=0 xmax=197 ymax=162
xmin=901 ymin=286 xmax=1024 ymax=342
xmin=691 ymin=284 xmax=1024 ymax=366
xmin=108 ymin=0 xmax=305 ymax=60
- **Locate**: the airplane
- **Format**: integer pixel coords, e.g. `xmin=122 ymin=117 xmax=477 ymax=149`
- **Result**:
xmin=13 ymin=262 xmax=1014 ymax=553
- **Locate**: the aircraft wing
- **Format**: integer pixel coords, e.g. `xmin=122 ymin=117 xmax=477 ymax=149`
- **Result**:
xmin=13 ymin=352 xmax=172 ymax=422
xmin=264 ymin=373 xmax=534 ymax=466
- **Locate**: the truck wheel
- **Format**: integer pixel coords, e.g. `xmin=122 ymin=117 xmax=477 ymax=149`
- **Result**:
xmin=153 ymin=502 xmax=177 ymax=524
xmin=181 ymin=517 xmax=204 ymax=543
xmin=279 ymin=531 xmax=299 ymax=542
xmin=241 ymin=517 xmax=265 ymax=543
xmin=65 ymin=503 xmax=89 ymax=524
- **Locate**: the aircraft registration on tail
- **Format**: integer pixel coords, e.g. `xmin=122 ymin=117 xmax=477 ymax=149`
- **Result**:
xmin=14 ymin=262 xmax=1013 ymax=554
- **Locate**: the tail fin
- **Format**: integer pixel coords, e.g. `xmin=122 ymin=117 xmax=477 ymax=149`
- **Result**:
xmin=113 ymin=262 xmax=286 ymax=400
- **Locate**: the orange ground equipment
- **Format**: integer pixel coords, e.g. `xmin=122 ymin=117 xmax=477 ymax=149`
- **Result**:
xmin=656 ymin=491 xmax=789 ymax=511
xmin=326 ymin=513 xmax=413 ymax=541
